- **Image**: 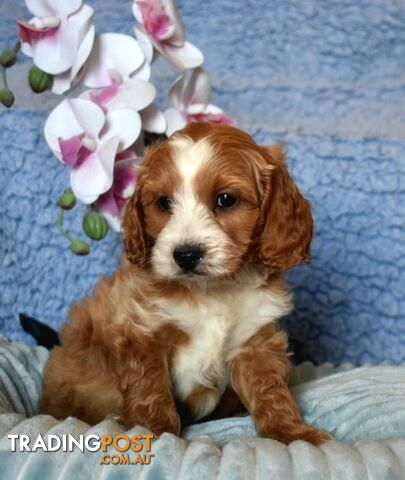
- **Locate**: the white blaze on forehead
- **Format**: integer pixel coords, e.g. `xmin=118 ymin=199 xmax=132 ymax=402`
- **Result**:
xmin=170 ymin=135 xmax=213 ymax=183
xmin=168 ymin=136 xmax=216 ymax=247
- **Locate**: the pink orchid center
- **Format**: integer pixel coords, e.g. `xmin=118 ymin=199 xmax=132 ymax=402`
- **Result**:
xmin=17 ymin=17 xmax=60 ymax=45
xmin=95 ymin=160 xmax=137 ymax=216
xmin=138 ymin=1 xmax=173 ymax=42
xmin=58 ymin=134 xmax=97 ymax=168
xmin=187 ymin=112 xmax=236 ymax=127
xmin=90 ymin=73 xmax=123 ymax=108
xmin=116 ymin=151 xmax=137 ymax=161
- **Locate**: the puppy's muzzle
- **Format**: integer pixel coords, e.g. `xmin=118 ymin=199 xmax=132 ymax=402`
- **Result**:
xmin=173 ymin=245 xmax=204 ymax=272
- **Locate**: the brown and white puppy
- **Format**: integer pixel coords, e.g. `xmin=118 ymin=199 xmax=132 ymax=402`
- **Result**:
xmin=40 ymin=123 xmax=331 ymax=445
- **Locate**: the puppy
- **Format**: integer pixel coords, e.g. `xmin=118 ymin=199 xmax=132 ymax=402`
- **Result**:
xmin=40 ymin=123 xmax=331 ymax=445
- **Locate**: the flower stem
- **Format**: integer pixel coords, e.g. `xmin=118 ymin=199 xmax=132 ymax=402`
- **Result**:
xmin=56 ymin=207 xmax=75 ymax=243
xmin=1 ymin=67 xmax=8 ymax=89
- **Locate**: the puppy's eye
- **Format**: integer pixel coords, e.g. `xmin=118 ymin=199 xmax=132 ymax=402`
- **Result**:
xmin=216 ymin=193 xmax=238 ymax=209
xmin=156 ymin=196 xmax=172 ymax=212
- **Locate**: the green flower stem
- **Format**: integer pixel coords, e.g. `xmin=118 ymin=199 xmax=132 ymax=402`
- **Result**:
xmin=1 ymin=67 xmax=8 ymax=89
xmin=56 ymin=207 xmax=75 ymax=243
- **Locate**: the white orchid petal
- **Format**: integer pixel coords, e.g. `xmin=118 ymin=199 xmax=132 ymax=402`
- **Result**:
xmin=161 ymin=0 xmax=184 ymax=45
xmin=131 ymin=59 xmax=151 ymax=81
xmin=132 ymin=2 xmax=144 ymax=24
xmin=204 ymin=104 xmax=224 ymax=114
xmin=121 ymin=178 xmax=137 ymax=198
xmin=74 ymin=191 xmax=100 ymax=204
xmin=96 ymin=135 xmax=120 ymax=185
xmin=187 ymin=103 xmax=206 ymax=115
xmin=67 ymin=98 xmax=105 ymax=137
xmin=51 ymin=23 xmax=95 ymax=94
xmin=51 ymin=72 xmax=72 ymax=95
xmin=35 ymin=16 xmax=60 ymax=28
xmin=45 ymin=100 xmax=82 ymax=159
xmin=32 ymin=20 xmax=79 ymax=74
xmin=78 ymin=89 xmax=92 ymax=101
xmin=185 ymin=67 xmax=212 ymax=107
xmin=56 ymin=0 xmax=83 ymax=17
xmin=70 ymin=23 xmax=95 ymax=78
xmin=138 ymin=35 xmax=167 ymax=65
xmin=82 ymin=33 xmax=145 ymax=88
xmin=149 ymin=37 xmax=167 ymax=60
xmin=26 ymin=0 xmax=82 ymax=18
xmin=164 ymin=108 xmax=187 ymax=137
xmin=21 ymin=40 xmax=33 ymax=57
xmin=162 ymin=41 xmax=204 ymax=69
xmin=103 ymin=109 xmax=142 ymax=152
xmin=105 ymin=79 xmax=156 ymax=112
xmin=68 ymin=4 xmax=94 ymax=35
xmin=140 ymin=104 xmax=166 ymax=133
xmin=168 ymin=68 xmax=211 ymax=111
xmin=168 ymin=74 xmax=185 ymax=110
xmin=70 ymin=156 xmax=109 ymax=204
xmin=71 ymin=136 xmax=119 ymax=203
xmin=133 ymin=25 xmax=154 ymax=63
xmin=44 ymin=98 xmax=105 ymax=158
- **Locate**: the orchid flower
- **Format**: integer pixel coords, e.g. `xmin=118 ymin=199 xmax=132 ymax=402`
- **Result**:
xmin=94 ymin=151 xmax=140 ymax=231
xmin=51 ymin=6 xmax=95 ymax=94
xmin=139 ymin=104 xmax=167 ymax=134
xmin=133 ymin=0 xmax=203 ymax=70
xmin=17 ymin=0 xmax=95 ymax=86
xmin=44 ymin=98 xmax=141 ymax=204
xmin=164 ymin=67 xmax=236 ymax=136
xmin=81 ymin=34 xmax=154 ymax=111
xmin=80 ymin=33 xmax=166 ymax=133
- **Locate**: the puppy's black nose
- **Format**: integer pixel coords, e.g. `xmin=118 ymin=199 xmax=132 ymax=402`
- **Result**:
xmin=173 ymin=245 xmax=204 ymax=271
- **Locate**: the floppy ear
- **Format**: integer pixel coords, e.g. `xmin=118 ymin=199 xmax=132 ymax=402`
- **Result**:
xmin=258 ymin=144 xmax=313 ymax=270
xmin=122 ymin=183 xmax=148 ymax=266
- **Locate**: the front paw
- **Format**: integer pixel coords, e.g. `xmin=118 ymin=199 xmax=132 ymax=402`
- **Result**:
xmin=149 ymin=413 xmax=181 ymax=436
xmin=286 ymin=425 xmax=333 ymax=446
xmin=261 ymin=423 xmax=333 ymax=446
xmin=123 ymin=410 xmax=181 ymax=437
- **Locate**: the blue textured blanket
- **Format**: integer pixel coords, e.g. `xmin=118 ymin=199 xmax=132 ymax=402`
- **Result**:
xmin=0 ymin=0 xmax=404 ymax=367
xmin=0 ymin=337 xmax=404 ymax=480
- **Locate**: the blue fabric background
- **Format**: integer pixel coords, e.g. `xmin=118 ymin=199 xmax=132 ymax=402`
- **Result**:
xmin=0 ymin=0 xmax=404 ymax=365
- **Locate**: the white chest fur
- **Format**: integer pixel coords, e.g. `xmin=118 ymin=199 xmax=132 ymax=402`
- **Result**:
xmin=154 ymin=271 xmax=293 ymax=419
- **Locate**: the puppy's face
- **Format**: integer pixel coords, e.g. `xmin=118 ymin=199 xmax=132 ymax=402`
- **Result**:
xmin=123 ymin=124 xmax=313 ymax=281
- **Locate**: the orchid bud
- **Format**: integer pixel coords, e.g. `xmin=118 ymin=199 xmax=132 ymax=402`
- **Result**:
xmin=28 ymin=66 xmax=53 ymax=93
xmin=0 ymin=88 xmax=15 ymax=108
xmin=83 ymin=212 xmax=109 ymax=241
xmin=0 ymin=49 xmax=17 ymax=68
xmin=59 ymin=190 xmax=76 ymax=210
xmin=13 ymin=41 xmax=21 ymax=53
xmin=70 ymin=239 xmax=90 ymax=256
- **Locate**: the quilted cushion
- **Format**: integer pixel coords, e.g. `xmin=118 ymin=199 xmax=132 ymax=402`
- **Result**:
xmin=0 ymin=336 xmax=404 ymax=479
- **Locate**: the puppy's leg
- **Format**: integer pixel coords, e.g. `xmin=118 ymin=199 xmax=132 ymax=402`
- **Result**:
xmin=120 ymin=349 xmax=180 ymax=436
xmin=230 ymin=324 xmax=332 ymax=446
xmin=40 ymin=345 xmax=122 ymax=425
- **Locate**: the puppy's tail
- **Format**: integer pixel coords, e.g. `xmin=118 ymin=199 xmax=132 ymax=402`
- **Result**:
xmin=19 ymin=313 xmax=60 ymax=349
